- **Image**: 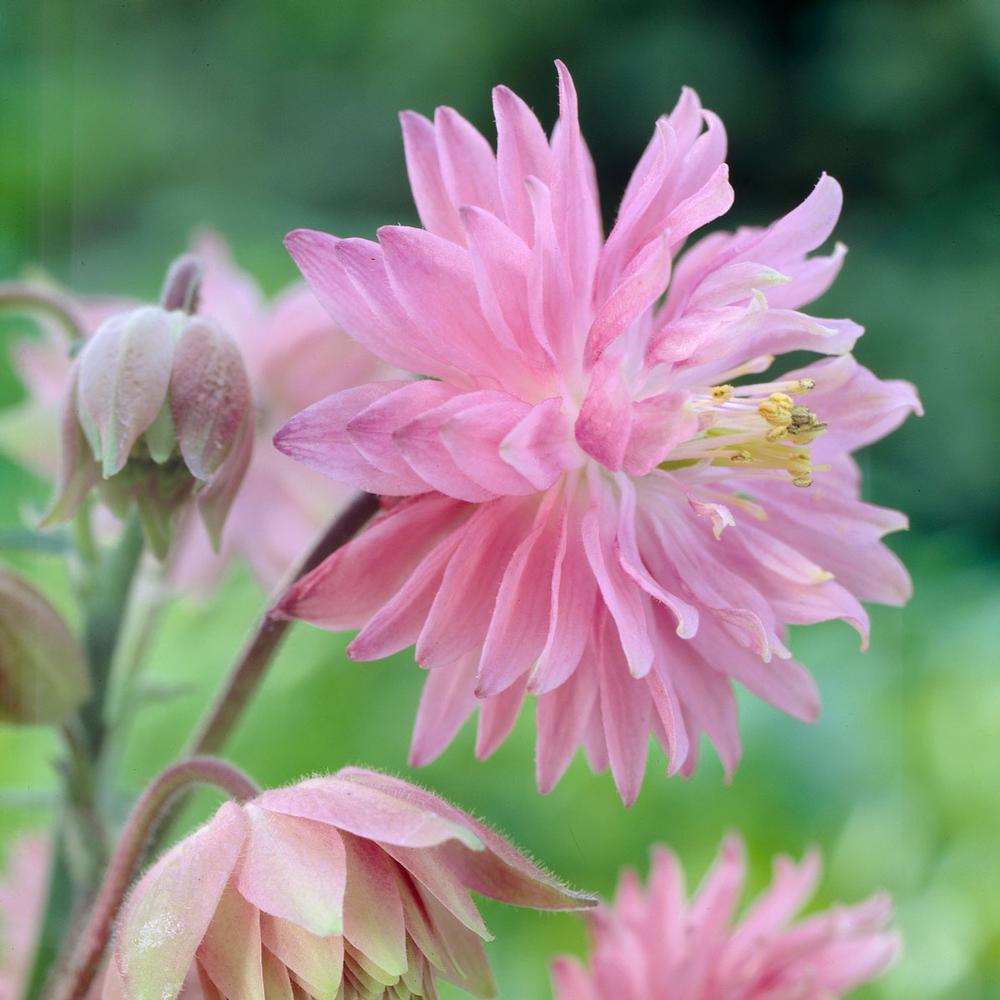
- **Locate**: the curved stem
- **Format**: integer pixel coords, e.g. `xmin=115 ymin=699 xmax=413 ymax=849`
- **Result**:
xmin=0 ymin=281 xmax=86 ymax=340
xmin=185 ymin=490 xmax=379 ymax=756
xmin=49 ymin=758 xmax=259 ymax=1000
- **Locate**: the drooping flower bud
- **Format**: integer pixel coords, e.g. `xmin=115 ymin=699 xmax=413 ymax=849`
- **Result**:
xmin=42 ymin=302 xmax=253 ymax=558
xmin=0 ymin=566 xmax=89 ymax=725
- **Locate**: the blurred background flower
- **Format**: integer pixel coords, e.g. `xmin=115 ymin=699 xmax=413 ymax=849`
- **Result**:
xmin=0 ymin=1 xmax=997 ymax=997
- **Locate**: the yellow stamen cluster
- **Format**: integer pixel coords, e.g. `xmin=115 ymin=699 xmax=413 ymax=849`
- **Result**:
xmin=670 ymin=376 xmax=829 ymax=487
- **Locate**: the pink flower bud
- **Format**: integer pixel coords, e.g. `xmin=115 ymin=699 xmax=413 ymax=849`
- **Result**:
xmin=102 ymin=768 xmax=594 ymax=999
xmin=0 ymin=566 xmax=89 ymax=725
xmin=43 ymin=305 xmax=253 ymax=558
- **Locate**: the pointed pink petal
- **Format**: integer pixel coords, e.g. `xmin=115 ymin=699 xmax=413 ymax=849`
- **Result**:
xmin=409 ymin=653 xmax=478 ymax=767
xmin=277 ymin=494 xmax=469 ymax=631
xmin=274 ymin=382 xmax=430 ymax=494
xmin=499 ymin=397 xmax=582 ymax=492
xmin=477 ymin=505 xmax=560 ymax=697
xmin=434 ymin=106 xmax=502 ymax=219
xmin=535 ymin=666 xmax=597 ymax=793
xmin=596 ymin=615 xmax=650 ymax=806
xmin=475 ymin=673 xmax=528 ymax=759
xmin=493 ymin=84 xmax=552 ymax=240
xmin=400 ymin=110 xmax=464 ymax=242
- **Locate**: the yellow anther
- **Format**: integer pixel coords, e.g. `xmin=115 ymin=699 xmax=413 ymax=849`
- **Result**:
xmin=711 ymin=384 xmax=734 ymax=402
xmin=758 ymin=400 xmax=792 ymax=426
xmin=730 ymin=449 xmax=753 ymax=464
xmin=768 ymin=392 xmax=794 ymax=408
xmin=790 ymin=378 xmax=816 ymax=394
xmin=788 ymin=453 xmax=812 ymax=478
xmin=766 ymin=425 xmax=788 ymax=442
xmin=792 ymin=474 xmax=813 ymax=488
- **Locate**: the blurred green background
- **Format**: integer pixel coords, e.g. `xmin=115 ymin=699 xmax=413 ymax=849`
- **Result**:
xmin=1 ymin=0 xmax=998 ymax=996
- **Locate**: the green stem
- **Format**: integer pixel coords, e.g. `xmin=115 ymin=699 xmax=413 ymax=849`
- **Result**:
xmin=0 ymin=282 xmax=86 ymax=340
xmin=78 ymin=512 xmax=145 ymax=761
xmin=48 ymin=758 xmax=259 ymax=1000
xmin=24 ymin=515 xmax=146 ymax=998
xmin=185 ymin=491 xmax=378 ymax=756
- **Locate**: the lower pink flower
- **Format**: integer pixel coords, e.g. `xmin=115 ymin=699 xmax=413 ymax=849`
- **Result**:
xmin=102 ymin=768 xmax=593 ymax=1000
xmin=0 ymin=837 xmax=49 ymax=1000
xmin=552 ymin=835 xmax=899 ymax=1000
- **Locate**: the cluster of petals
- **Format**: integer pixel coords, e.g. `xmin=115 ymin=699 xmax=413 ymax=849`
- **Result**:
xmin=0 ymin=233 xmax=388 ymax=588
xmin=102 ymin=768 xmax=592 ymax=1000
xmin=276 ymin=63 xmax=921 ymax=802
xmin=552 ymin=835 xmax=899 ymax=1000
xmin=0 ymin=837 xmax=49 ymax=1000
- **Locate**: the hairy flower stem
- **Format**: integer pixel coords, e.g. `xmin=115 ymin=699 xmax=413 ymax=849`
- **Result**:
xmin=47 ymin=758 xmax=260 ymax=1000
xmin=186 ymin=490 xmax=379 ymax=757
xmin=0 ymin=281 xmax=86 ymax=340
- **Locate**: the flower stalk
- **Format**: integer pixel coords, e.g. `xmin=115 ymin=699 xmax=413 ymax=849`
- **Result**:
xmin=0 ymin=281 xmax=86 ymax=341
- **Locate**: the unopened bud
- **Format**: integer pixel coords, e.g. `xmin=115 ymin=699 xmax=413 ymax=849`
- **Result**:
xmin=0 ymin=567 xmax=89 ymax=725
xmin=42 ymin=297 xmax=253 ymax=558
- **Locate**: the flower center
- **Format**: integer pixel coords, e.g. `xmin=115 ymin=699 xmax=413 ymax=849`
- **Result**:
xmin=661 ymin=376 xmax=828 ymax=487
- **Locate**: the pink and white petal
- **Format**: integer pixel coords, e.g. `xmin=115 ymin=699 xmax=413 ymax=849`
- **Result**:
xmin=379 ymin=225 xmax=516 ymax=384
xmin=493 ymin=84 xmax=553 ymax=240
xmin=348 ymin=525 xmax=466 ymax=661
xmin=274 ymin=382 xmax=428 ymax=494
xmin=551 ymin=61 xmax=603 ymax=321
xmin=415 ymin=499 xmax=535 ymax=670
xmin=585 ymin=234 xmax=672 ymax=368
xmin=552 ymin=957 xmax=600 ymax=1000
xmin=434 ymin=106 xmax=502 ymax=219
xmin=399 ymin=110 xmax=464 ymax=243
xmin=437 ymin=397 xmax=539 ymax=496
xmin=500 ymin=397 xmax=583 ymax=492
xmin=258 ymin=775 xmax=481 ymax=851
xmin=477 ymin=505 xmax=560 ymax=697
xmin=277 ymin=494 xmax=469 ymax=631
xmin=346 ymin=379 xmax=460 ymax=484
xmin=581 ymin=483 xmax=656 ymax=678
xmin=532 ymin=504 xmax=598 ymax=694
xmin=475 ymin=673 xmax=529 ymax=759
xmin=596 ymin=615 xmax=651 ymax=806
xmin=575 ymin=353 xmax=634 ymax=471
xmin=284 ymin=230 xmax=456 ymax=380
xmin=114 ymin=803 xmax=247 ymax=1000
xmin=409 ymin=653 xmax=479 ymax=767
xmin=535 ymin=665 xmax=598 ymax=793
xmin=236 ymin=806 xmax=347 ymax=937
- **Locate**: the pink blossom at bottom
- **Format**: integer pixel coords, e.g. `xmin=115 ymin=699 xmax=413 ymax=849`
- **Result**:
xmin=0 ymin=837 xmax=49 ymax=1000
xmin=552 ymin=835 xmax=899 ymax=1000
xmin=101 ymin=768 xmax=593 ymax=1000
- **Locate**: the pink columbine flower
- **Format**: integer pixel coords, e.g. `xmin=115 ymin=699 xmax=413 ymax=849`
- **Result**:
xmin=0 ymin=234 xmax=390 ymax=587
xmin=552 ymin=835 xmax=900 ymax=1000
xmin=0 ymin=837 xmax=49 ymax=1000
xmin=275 ymin=63 xmax=921 ymax=803
xmin=101 ymin=768 xmax=592 ymax=1000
